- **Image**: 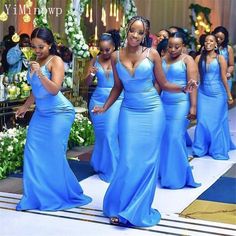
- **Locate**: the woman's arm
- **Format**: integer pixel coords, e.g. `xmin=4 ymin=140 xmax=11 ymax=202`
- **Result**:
xmin=93 ymin=53 xmax=123 ymax=113
xmin=226 ymin=45 xmax=234 ymax=78
xmin=30 ymin=56 xmax=64 ymax=95
xmin=15 ymin=93 xmax=35 ymax=118
xmin=219 ymin=55 xmax=233 ymax=104
xmin=151 ymin=49 xmax=197 ymax=92
xmin=85 ymin=57 xmax=97 ymax=86
xmin=185 ymin=55 xmax=198 ymax=118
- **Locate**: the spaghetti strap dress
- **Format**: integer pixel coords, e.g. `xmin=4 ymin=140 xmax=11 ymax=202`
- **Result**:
xmin=192 ymin=58 xmax=236 ymax=160
xmin=16 ymin=57 xmax=92 ymax=211
xmin=89 ymin=57 xmax=123 ymax=182
xmin=159 ymin=58 xmax=200 ymax=189
xmin=103 ymin=49 xmax=165 ymax=227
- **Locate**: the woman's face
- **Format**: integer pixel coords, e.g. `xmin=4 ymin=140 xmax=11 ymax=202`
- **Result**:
xmin=156 ymin=30 xmax=169 ymax=44
xmin=214 ymin=32 xmax=225 ymax=46
xmin=99 ymin=40 xmax=114 ymax=60
xmin=31 ymin=37 xmax=51 ymax=60
xmin=127 ymin=20 xmax=145 ymax=47
xmin=204 ymin=35 xmax=217 ymax=52
xmin=167 ymin=37 xmax=183 ymax=59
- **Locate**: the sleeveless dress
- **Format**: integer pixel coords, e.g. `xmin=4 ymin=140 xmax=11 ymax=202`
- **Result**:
xmin=159 ymin=59 xmax=200 ymax=189
xmin=103 ymin=49 xmax=165 ymax=227
xmin=192 ymin=58 xmax=236 ymax=160
xmin=89 ymin=57 xmax=123 ymax=182
xmin=219 ymin=47 xmax=232 ymax=90
xmin=16 ymin=57 xmax=92 ymax=211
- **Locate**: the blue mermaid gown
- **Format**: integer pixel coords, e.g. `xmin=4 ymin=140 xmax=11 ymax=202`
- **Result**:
xmin=159 ymin=59 xmax=200 ymax=189
xmin=192 ymin=58 xmax=236 ymax=160
xmin=16 ymin=61 xmax=92 ymax=211
xmin=103 ymin=50 xmax=165 ymax=227
xmin=89 ymin=58 xmax=122 ymax=182
xmin=219 ymin=47 xmax=232 ymax=90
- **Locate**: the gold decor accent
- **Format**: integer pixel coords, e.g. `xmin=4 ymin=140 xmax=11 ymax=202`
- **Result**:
xmin=89 ymin=46 xmax=100 ymax=58
xmin=23 ymin=13 xmax=31 ymax=23
xmin=25 ymin=0 xmax=33 ymax=8
xmin=0 ymin=11 xmax=8 ymax=21
xmin=12 ymin=33 xmax=20 ymax=43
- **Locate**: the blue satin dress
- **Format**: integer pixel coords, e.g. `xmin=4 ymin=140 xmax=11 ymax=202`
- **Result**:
xmin=16 ymin=61 xmax=92 ymax=211
xmin=89 ymin=58 xmax=122 ymax=182
xmin=103 ymin=49 xmax=165 ymax=227
xmin=159 ymin=59 xmax=200 ymax=189
xmin=192 ymin=58 xmax=236 ymax=160
xmin=219 ymin=47 xmax=232 ymax=90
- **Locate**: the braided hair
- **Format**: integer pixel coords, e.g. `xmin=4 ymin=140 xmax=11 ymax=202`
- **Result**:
xmin=124 ymin=16 xmax=148 ymax=47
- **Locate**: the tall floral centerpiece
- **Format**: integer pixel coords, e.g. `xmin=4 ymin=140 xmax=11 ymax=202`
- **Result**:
xmin=34 ymin=0 xmax=51 ymax=28
xmin=65 ymin=0 xmax=91 ymax=106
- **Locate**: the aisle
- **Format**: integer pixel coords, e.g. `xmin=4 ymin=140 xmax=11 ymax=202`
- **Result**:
xmin=0 ymin=107 xmax=235 ymax=236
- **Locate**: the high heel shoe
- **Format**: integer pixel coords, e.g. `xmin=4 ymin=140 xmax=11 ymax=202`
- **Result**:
xmin=110 ymin=217 xmax=120 ymax=225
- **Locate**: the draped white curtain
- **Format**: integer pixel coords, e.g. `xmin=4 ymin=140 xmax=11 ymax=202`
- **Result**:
xmin=134 ymin=0 xmax=236 ymax=45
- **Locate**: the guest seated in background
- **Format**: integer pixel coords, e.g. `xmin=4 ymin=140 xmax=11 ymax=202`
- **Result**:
xmin=59 ymin=46 xmax=73 ymax=72
xmin=6 ymin=33 xmax=30 ymax=77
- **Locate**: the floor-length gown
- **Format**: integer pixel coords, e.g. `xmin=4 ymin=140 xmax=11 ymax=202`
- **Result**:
xmin=89 ymin=58 xmax=122 ymax=182
xmin=192 ymin=58 xmax=236 ymax=160
xmin=16 ymin=59 xmax=92 ymax=211
xmin=159 ymin=59 xmax=200 ymax=189
xmin=103 ymin=49 xmax=165 ymax=227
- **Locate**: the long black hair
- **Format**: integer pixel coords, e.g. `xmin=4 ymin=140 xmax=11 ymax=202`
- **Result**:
xmin=198 ymin=34 xmax=219 ymax=82
xmin=212 ymin=26 xmax=229 ymax=48
xmin=99 ymin=29 xmax=121 ymax=51
xmin=31 ymin=27 xmax=58 ymax=55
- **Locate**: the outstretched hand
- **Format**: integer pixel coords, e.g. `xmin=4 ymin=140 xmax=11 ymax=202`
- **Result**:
xmin=91 ymin=106 xmax=106 ymax=114
xmin=184 ymin=79 xmax=199 ymax=93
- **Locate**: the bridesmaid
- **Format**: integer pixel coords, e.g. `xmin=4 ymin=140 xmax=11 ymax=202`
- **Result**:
xmin=159 ymin=32 xmax=200 ymax=189
xmin=15 ymin=27 xmax=92 ymax=211
xmin=86 ymin=30 xmax=122 ymax=182
xmin=192 ymin=34 xmax=235 ymax=160
xmin=212 ymin=26 xmax=235 ymax=91
xmin=93 ymin=16 xmax=198 ymax=227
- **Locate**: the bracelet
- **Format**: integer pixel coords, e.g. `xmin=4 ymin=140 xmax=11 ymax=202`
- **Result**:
xmin=181 ymin=86 xmax=186 ymax=93
xmin=90 ymin=72 xmax=95 ymax=77
xmin=228 ymin=97 xmax=233 ymax=101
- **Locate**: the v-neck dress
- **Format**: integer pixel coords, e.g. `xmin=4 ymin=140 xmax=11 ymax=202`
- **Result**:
xmin=103 ymin=49 xmax=165 ymax=227
xmin=16 ymin=58 xmax=92 ymax=211
xmin=89 ymin=57 xmax=123 ymax=182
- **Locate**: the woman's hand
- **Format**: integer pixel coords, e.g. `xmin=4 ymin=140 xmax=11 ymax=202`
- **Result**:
xmin=29 ymin=61 xmax=40 ymax=74
xmin=89 ymin=66 xmax=98 ymax=76
xmin=91 ymin=106 xmax=106 ymax=114
xmin=187 ymin=106 xmax=196 ymax=121
xmin=183 ymin=79 xmax=199 ymax=93
xmin=15 ymin=105 xmax=28 ymax=119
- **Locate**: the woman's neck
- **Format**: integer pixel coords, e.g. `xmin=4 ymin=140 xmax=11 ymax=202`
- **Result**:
xmin=207 ymin=50 xmax=217 ymax=57
xmin=125 ymin=45 xmax=142 ymax=54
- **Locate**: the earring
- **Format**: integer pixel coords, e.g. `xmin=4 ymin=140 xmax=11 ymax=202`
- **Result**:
xmin=49 ymin=47 xmax=51 ymax=49
xmin=214 ymin=45 xmax=218 ymax=50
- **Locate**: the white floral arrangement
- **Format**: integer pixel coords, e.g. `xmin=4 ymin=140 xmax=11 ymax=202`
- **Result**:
xmin=63 ymin=67 xmax=73 ymax=89
xmin=34 ymin=0 xmax=50 ymax=28
xmin=120 ymin=0 xmax=137 ymax=43
xmin=122 ymin=0 xmax=137 ymax=23
xmin=65 ymin=1 xmax=90 ymax=58
xmin=0 ymin=126 xmax=27 ymax=179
